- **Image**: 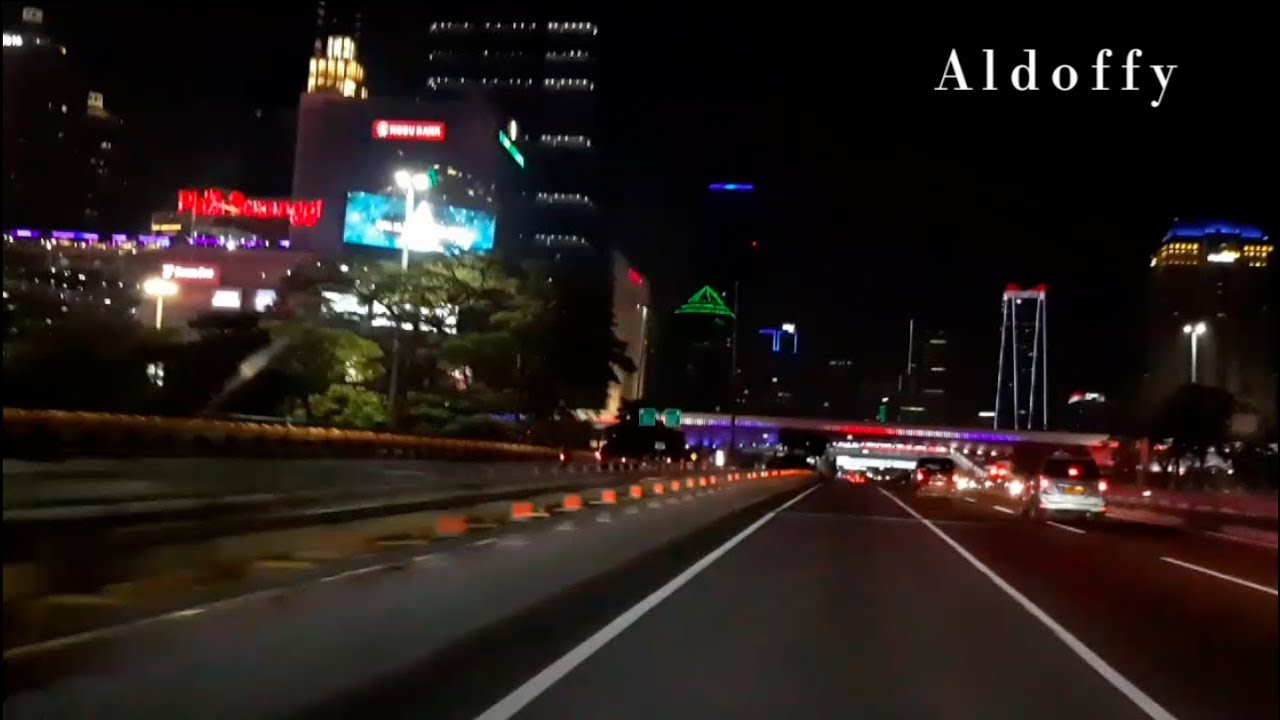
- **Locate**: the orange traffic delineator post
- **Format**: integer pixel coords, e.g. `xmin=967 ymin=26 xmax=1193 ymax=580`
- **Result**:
xmin=629 ymin=484 xmax=644 ymax=499
xmin=434 ymin=515 xmax=468 ymax=536
xmin=669 ymin=480 xmax=682 ymax=492
xmin=651 ymin=482 xmax=665 ymax=495
xmin=510 ymin=501 xmax=538 ymax=520
xmin=593 ymin=489 xmax=618 ymax=505
xmin=560 ymin=494 xmax=584 ymax=512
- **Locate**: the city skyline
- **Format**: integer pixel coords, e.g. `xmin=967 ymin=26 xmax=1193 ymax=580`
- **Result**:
xmin=3 ymin=3 xmax=1275 ymax=426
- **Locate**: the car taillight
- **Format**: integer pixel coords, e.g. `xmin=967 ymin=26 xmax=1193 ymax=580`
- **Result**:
xmin=1039 ymin=476 xmax=1051 ymax=491
xmin=916 ymin=469 xmax=926 ymax=482
xmin=1097 ymin=479 xmax=1109 ymax=493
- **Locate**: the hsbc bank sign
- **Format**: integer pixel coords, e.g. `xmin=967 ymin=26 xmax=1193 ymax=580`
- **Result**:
xmin=372 ymin=119 xmax=447 ymax=142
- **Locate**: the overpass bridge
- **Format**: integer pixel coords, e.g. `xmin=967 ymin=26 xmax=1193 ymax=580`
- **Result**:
xmin=674 ymin=412 xmax=1109 ymax=447
xmin=671 ymin=412 xmax=1114 ymax=473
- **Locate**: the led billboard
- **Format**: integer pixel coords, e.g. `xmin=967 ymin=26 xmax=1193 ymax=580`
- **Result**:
xmin=342 ymin=191 xmax=495 ymax=254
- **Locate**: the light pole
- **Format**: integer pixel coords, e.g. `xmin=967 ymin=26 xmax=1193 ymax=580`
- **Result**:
xmin=142 ymin=277 xmax=178 ymax=330
xmin=386 ymin=169 xmax=434 ymax=424
xmin=1182 ymin=321 xmax=1207 ymax=383
xmin=728 ymin=279 xmax=741 ymax=454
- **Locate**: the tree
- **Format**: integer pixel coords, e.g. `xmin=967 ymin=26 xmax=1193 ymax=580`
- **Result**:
xmin=265 ymin=321 xmax=384 ymax=420
xmin=514 ymin=255 xmax=637 ymax=416
xmin=273 ymin=251 xmax=539 ymax=429
xmin=1148 ymin=383 xmax=1236 ymax=486
xmin=308 ymin=383 xmax=387 ymax=428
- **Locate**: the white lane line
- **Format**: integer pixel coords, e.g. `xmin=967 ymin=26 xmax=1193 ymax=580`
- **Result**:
xmin=876 ymin=488 xmax=1179 ymax=720
xmin=992 ymin=505 xmax=1017 ymax=515
xmin=963 ymin=497 xmax=977 ymax=504
xmin=472 ymin=484 xmax=819 ymax=720
xmin=1047 ymin=521 xmax=1087 ymax=535
xmin=1160 ymin=557 xmax=1278 ymax=596
xmin=1204 ymin=530 xmax=1280 ymax=550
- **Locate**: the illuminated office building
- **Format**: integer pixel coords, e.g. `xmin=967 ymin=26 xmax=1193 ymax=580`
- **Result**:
xmin=419 ymin=21 xmax=599 ymax=254
xmin=1144 ymin=220 xmax=1275 ymax=432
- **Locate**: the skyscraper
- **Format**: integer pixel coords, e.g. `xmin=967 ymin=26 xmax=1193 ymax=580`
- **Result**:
xmin=993 ymin=284 xmax=1049 ymax=431
xmin=1144 ymin=220 xmax=1274 ymax=433
xmin=417 ymin=21 xmax=599 ymax=254
xmin=901 ymin=328 xmax=950 ymax=425
xmin=3 ymin=7 xmax=128 ymax=232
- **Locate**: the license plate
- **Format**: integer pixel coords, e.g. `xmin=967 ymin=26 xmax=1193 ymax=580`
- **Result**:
xmin=1067 ymin=485 xmax=1086 ymax=495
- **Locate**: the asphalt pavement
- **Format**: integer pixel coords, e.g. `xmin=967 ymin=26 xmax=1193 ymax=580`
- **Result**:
xmin=5 ymin=478 xmax=1276 ymax=720
xmin=453 ymin=481 xmax=1277 ymax=720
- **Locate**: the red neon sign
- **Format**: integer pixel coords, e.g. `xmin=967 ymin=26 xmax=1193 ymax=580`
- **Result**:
xmin=372 ymin=119 xmax=447 ymax=142
xmin=177 ymin=189 xmax=324 ymax=227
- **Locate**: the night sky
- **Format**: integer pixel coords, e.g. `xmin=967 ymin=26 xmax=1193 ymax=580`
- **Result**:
xmin=9 ymin=3 xmax=1275 ymax=419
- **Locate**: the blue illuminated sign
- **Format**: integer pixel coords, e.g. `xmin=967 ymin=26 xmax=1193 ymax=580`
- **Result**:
xmin=708 ymin=183 xmax=754 ymax=192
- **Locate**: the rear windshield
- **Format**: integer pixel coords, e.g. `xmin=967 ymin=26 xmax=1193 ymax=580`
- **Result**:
xmin=916 ymin=458 xmax=955 ymax=471
xmin=1042 ymin=459 xmax=1101 ymax=480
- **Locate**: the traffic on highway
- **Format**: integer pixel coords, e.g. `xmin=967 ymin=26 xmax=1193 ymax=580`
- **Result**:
xmin=5 ymin=470 xmax=1274 ymax=720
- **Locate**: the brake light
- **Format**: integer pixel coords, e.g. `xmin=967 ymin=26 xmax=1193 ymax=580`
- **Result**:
xmin=1097 ymin=479 xmax=1109 ymax=493
xmin=1067 ymin=466 xmax=1080 ymax=478
xmin=1039 ymin=476 xmax=1051 ymax=490
xmin=916 ymin=469 xmax=926 ymax=482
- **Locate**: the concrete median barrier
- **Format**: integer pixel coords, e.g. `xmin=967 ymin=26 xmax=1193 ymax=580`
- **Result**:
xmin=3 ymin=469 xmax=812 ymax=651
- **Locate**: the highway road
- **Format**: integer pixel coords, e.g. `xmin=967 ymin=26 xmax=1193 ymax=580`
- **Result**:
xmin=5 ymin=477 xmax=1276 ymax=720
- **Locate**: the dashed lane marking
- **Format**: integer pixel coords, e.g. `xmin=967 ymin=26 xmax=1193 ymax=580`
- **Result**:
xmin=877 ymin=488 xmax=1180 ymax=720
xmin=1160 ymin=557 xmax=1278 ymax=596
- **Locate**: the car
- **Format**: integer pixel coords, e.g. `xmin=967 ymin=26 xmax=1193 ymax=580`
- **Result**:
xmin=1018 ymin=455 xmax=1108 ymax=521
xmin=913 ymin=457 xmax=957 ymax=497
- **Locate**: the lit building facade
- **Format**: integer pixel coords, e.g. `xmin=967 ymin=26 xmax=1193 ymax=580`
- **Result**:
xmin=307 ymin=34 xmax=368 ymax=99
xmin=3 ymin=8 xmax=129 ymax=233
xmin=3 ymin=230 xmax=314 ymax=331
xmin=291 ymin=92 xmax=513 ymax=258
xmin=418 ymin=21 xmax=599 ymax=255
xmin=1144 ymin=220 xmax=1275 ymax=433
xmin=606 ymin=252 xmax=651 ymax=414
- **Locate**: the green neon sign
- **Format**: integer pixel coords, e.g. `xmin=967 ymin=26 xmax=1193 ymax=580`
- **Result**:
xmin=498 ymin=130 xmax=525 ymax=168
xmin=675 ymin=285 xmax=734 ymax=318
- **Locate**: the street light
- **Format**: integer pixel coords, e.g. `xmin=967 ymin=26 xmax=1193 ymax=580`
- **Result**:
xmin=141 ymin=277 xmax=178 ymax=330
xmin=393 ymin=169 xmax=433 ymax=270
xmin=387 ymin=169 xmax=435 ymax=424
xmin=1181 ymin=321 xmax=1208 ymax=382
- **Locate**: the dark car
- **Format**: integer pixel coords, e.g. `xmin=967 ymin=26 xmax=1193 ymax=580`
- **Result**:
xmin=914 ymin=457 xmax=957 ymax=497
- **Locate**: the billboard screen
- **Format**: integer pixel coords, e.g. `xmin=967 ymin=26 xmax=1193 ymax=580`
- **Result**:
xmin=342 ymin=191 xmax=495 ymax=254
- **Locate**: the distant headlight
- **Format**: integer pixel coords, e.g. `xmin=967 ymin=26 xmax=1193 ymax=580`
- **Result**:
xmin=1008 ymin=479 xmax=1025 ymax=497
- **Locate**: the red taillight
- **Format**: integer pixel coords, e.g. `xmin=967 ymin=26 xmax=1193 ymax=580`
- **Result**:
xmin=916 ymin=469 xmax=926 ymax=482
xmin=1067 ymin=466 xmax=1080 ymax=478
xmin=1039 ymin=477 xmax=1051 ymax=490
xmin=1097 ymin=479 xmax=1109 ymax=493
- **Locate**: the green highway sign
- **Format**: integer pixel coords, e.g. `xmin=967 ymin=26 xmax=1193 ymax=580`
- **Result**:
xmin=639 ymin=407 xmax=658 ymax=427
xmin=663 ymin=408 xmax=682 ymax=427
